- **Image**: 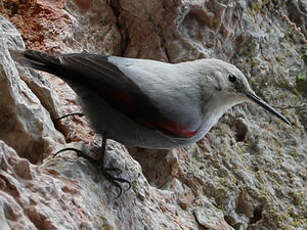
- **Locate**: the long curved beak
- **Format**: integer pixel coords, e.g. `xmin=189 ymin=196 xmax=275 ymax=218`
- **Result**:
xmin=246 ymin=92 xmax=291 ymax=125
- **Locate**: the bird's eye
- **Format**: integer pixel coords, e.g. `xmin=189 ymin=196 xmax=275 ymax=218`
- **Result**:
xmin=228 ymin=75 xmax=236 ymax=83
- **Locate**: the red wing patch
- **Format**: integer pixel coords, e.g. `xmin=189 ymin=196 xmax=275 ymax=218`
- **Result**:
xmin=159 ymin=121 xmax=198 ymax=137
xmin=94 ymin=85 xmax=197 ymax=138
xmin=135 ymin=117 xmax=197 ymax=138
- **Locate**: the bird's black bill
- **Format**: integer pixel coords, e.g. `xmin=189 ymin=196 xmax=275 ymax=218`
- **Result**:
xmin=247 ymin=93 xmax=291 ymax=125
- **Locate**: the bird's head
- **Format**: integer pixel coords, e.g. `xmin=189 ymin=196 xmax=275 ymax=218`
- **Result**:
xmin=199 ymin=59 xmax=290 ymax=125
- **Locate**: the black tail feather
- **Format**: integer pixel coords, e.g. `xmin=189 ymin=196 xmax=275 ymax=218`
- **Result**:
xmin=10 ymin=49 xmax=64 ymax=76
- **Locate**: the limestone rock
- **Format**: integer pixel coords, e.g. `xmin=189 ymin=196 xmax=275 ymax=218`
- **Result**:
xmin=0 ymin=1 xmax=306 ymax=230
xmin=0 ymin=16 xmax=65 ymax=163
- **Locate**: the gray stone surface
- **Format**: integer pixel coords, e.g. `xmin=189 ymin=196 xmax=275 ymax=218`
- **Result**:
xmin=0 ymin=16 xmax=65 ymax=163
xmin=0 ymin=0 xmax=306 ymax=230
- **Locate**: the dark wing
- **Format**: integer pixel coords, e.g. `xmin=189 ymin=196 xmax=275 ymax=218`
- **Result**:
xmin=62 ymin=53 xmax=198 ymax=138
xmin=13 ymin=50 xmax=198 ymax=138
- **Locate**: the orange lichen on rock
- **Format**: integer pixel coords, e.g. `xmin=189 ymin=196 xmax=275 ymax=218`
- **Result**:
xmin=0 ymin=0 xmax=71 ymax=51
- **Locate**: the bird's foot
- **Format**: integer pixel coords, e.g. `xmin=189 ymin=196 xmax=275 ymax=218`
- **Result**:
xmin=102 ymin=167 xmax=131 ymax=199
xmin=54 ymin=112 xmax=84 ymax=124
xmin=53 ymin=147 xmax=97 ymax=164
xmin=53 ymin=147 xmax=131 ymax=198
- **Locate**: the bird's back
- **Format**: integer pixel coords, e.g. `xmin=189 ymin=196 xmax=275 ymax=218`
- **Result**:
xmin=11 ymin=50 xmax=207 ymax=148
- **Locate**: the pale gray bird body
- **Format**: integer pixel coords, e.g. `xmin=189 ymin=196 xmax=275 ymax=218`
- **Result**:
xmin=11 ymin=50 xmax=290 ymax=149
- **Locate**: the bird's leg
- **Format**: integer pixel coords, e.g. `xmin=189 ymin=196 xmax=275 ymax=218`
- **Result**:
xmin=99 ymin=133 xmax=131 ymax=198
xmin=53 ymin=133 xmax=131 ymax=198
xmin=53 ymin=112 xmax=84 ymax=124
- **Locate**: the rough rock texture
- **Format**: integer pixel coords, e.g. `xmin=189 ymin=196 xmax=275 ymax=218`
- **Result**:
xmin=0 ymin=0 xmax=306 ymax=230
xmin=0 ymin=16 xmax=65 ymax=163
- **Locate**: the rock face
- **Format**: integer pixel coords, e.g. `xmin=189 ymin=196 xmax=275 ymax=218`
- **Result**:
xmin=0 ymin=0 xmax=306 ymax=230
xmin=0 ymin=15 xmax=65 ymax=163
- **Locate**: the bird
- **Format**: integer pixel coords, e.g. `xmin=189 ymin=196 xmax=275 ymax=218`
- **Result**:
xmin=10 ymin=49 xmax=290 ymax=195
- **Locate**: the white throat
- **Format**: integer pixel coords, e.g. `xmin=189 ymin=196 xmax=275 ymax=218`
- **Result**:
xmin=201 ymin=92 xmax=246 ymax=135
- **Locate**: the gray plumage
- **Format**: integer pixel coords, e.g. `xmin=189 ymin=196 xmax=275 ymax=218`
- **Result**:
xmin=10 ymin=50 xmax=290 ymax=149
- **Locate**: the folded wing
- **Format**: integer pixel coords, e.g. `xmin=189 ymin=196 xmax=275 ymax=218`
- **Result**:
xmin=12 ymin=50 xmax=198 ymax=138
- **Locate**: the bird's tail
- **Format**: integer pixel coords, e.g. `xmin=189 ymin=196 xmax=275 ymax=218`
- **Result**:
xmin=10 ymin=49 xmax=64 ymax=76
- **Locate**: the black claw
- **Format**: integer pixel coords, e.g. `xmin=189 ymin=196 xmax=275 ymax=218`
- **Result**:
xmin=103 ymin=169 xmax=131 ymax=188
xmin=103 ymin=169 xmax=131 ymax=199
xmin=54 ymin=112 xmax=84 ymax=124
xmin=53 ymin=147 xmax=82 ymax=158
xmin=53 ymin=145 xmax=131 ymax=198
xmin=113 ymin=182 xmax=123 ymax=199
xmin=104 ymin=167 xmax=123 ymax=175
xmin=53 ymin=147 xmax=97 ymax=165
